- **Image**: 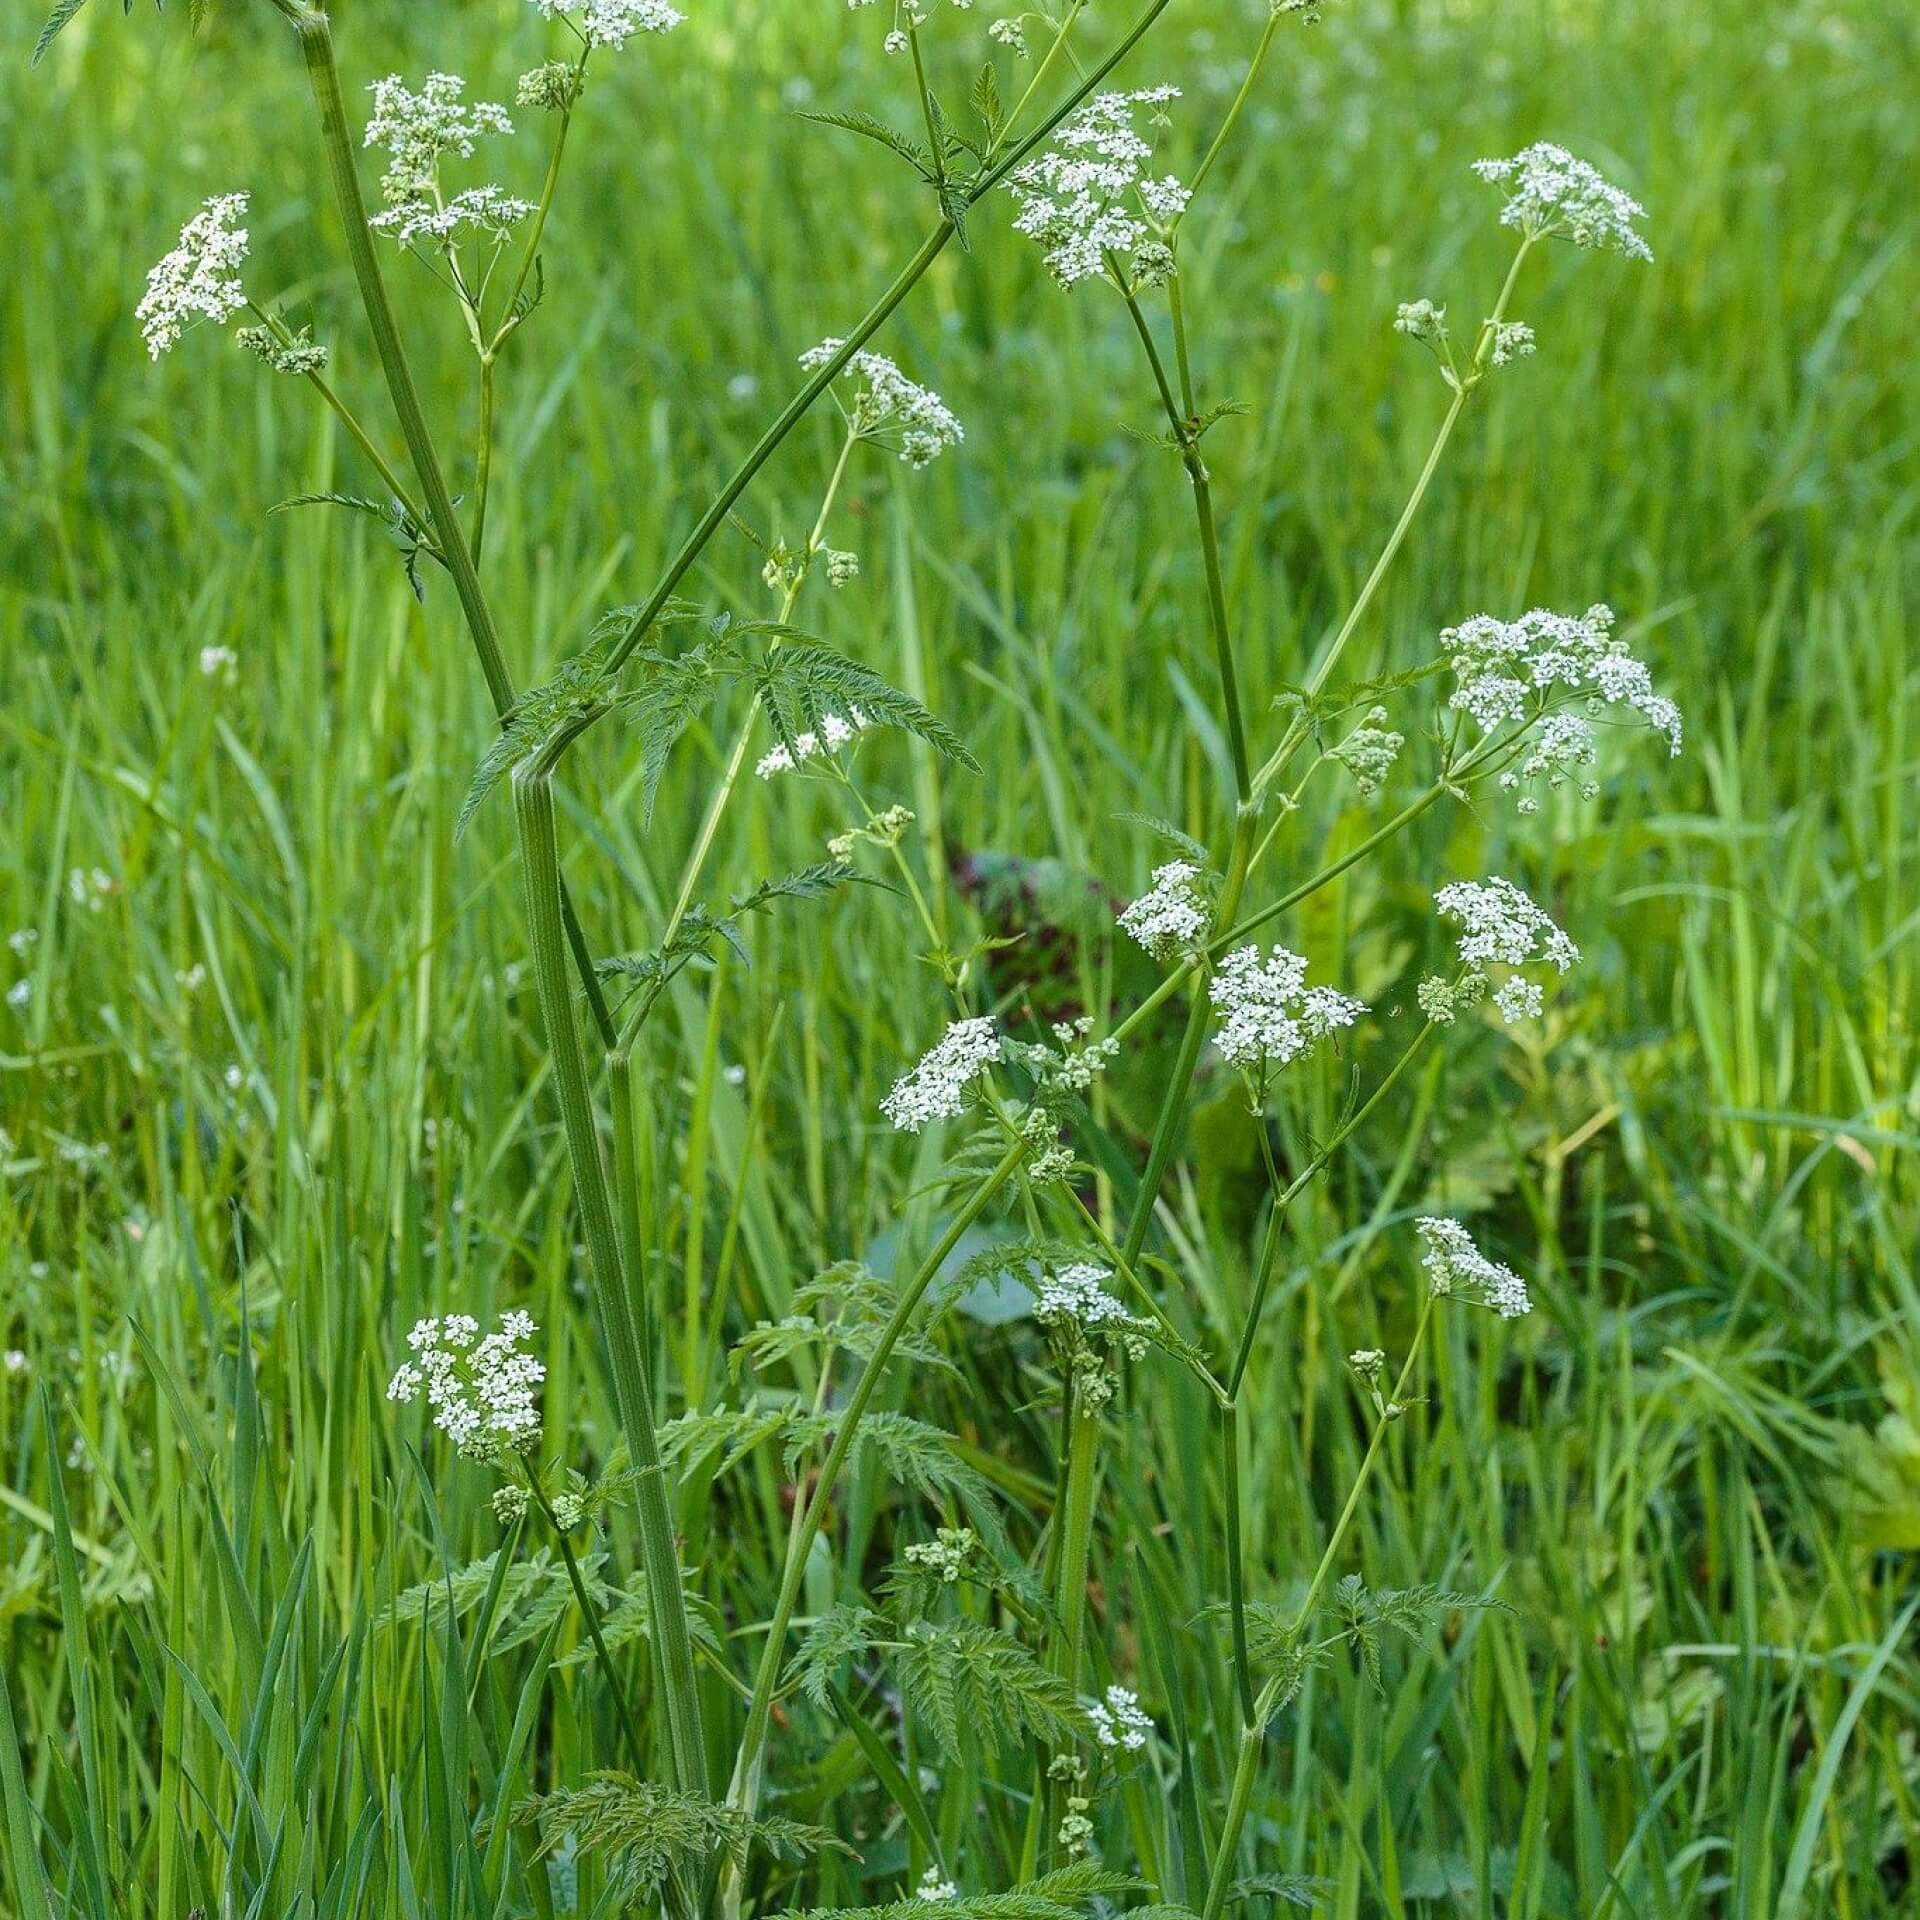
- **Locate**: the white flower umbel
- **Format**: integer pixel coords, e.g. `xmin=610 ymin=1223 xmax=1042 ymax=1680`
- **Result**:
xmin=1032 ymin=1263 xmax=1144 ymax=1330
xmin=1004 ymin=87 xmax=1187 ymax=289
xmin=1117 ymin=860 xmax=1208 ymax=961
xmin=1087 ymin=1684 xmax=1153 ymax=1751
xmin=1415 ymin=1217 xmax=1531 ymax=1318
xmin=387 ymin=1308 xmax=545 ymax=1461
xmin=1433 ymin=876 xmax=1577 ymax=1024
xmin=915 ymin=1869 xmax=960 ymax=1903
xmin=1208 ymin=944 xmax=1366 ymax=1072
xmin=137 ymin=193 xmax=251 ymax=359
xmin=370 ymin=185 xmax=536 ymax=246
xmin=754 ymin=706 xmax=871 ymax=778
xmin=1443 ymin=603 xmax=1681 ymax=808
xmin=879 ymin=1016 xmax=1000 ymax=1131
xmin=1472 ymin=142 xmax=1652 ymax=262
xmin=798 ymin=340 xmax=963 ymax=467
xmin=364 ymin=73 xmax=512 ymax=207
xmin=528 ymin=0 xmax=685 ymax=46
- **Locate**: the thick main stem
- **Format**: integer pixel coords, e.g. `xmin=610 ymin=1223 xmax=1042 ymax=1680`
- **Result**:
xmin=514 ymin=769 xmax=708 ymax=1792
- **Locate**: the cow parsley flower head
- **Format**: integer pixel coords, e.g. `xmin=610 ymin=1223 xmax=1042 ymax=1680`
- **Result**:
xmin=1004 ymin=87 xmax=1187 ymax=289
xmin=1088 ymin=1685 xmax=1153 ymax=1751
xmin=1208 ymin=944 xmax=1367 ymax=1073
xmin=1488 ymin=319 xmax=1536 ymax=366
xmin=799 ymin=340 xmax=963 ymax=467
xmin=1472 ymin=142 xmax=1652 ymax=262
xmin=527 ymin=0 xmax=684 ymax=48
xmin=916 ymin=1870 xmax=960 ymax=1903
xmin=880 ymin=1016 xmax=1000 ymax=1130
xmin=364 ymin=74 xmax=512 ymax=209
xmin=1443 ymin=603 xmax=1681 ymax=807
xmin=137 ymin=193 xmax=251 ymax=359
xmin=1033 ymin=1263 xmax=1142 ymax=1330
xmin=236 ymin=324 xmax=329 ymax=376
xmin=1415 ymin=1217 xmax=1531 ymax=1317
xmin=371 ymin=185 xmax=537 ymax=245
xmin=903 ymin=1526 xmax=977 ymax=1585
xmin=1330 ymin=707 xmax=1405 ymax=796
xmin=1433 ymin=877 xmax=1577 ymax=1023
xmin=754 ymin=707 xmax=871 ymax=778
xmin=387 ymin=1309 xmax=545 ymax=1460
xmin=1117 ymin=860 xmax=1208 ymax=961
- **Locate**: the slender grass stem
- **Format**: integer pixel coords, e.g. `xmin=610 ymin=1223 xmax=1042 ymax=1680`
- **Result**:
xmin=1200 ymin=1296 xmax=1439 ymax=1920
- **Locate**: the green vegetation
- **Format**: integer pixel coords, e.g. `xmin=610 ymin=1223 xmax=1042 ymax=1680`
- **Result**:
xmin=1 ymin=1 xmax=1915 ymax=1917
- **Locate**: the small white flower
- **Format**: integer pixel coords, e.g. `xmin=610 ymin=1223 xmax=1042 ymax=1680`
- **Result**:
xmin=1330 ymin=707 xmax=1404 ymax=796
xmin=880 ymin=1017 xmax=1000 ymax=1131
xmin=904 ymin=1526 xmax=976 ymax=1584
xmin=137 ymin=193 xmax=251 ymax=360
xmin=1415 ymin=1216 xmax=1530 ymax=1317
xmin=1472 ymin=142 xmax=1652 ymax=261
xmin=988 ymin=17 xmax=1027 ymax=54
xmin=236 ymin=326 xmax=329 ymax=376
xmin=2 ymin=1350 xmax=27 ymax=1376
xmin=1032 ymin=1263 xmax=1143 ymax=1329
xmin=364 ymin=73 xmax=512 ymax=207
xmin=528 ymin=0 xmax=684 ymax=45
xmin=1087 ymin=1684 xmax=1152 ymax=1751
xmin=1433 ymin=877 xmax=1576 ymax=1024
xmin=1005 ymin=87 xmax=1187 ymax=289
xmin=6 ymin=929 xmax=36 ymax=957
xmin=799 ymin=339 xmax=963 ymax=467
xmin=916 ymin=1868 xmax=960 ymax=1903
xmin=754 ymin=706 xmax=871 ymax=778
xmin=1117 ymin=860 xmax=1208 ymax=961
xmin=1208 ymin=945 xmax=1366 ymax=1072
xmin=1488 ymin=319 xmax=1536 ymax=366
xmin=370 ymin=185 xmax=537 ymax=246
xmin=388 ymin=1309 xmax=545 ymax=1460
xmin=1443 ymin=604 xmax=1679 ymax=805
xmin=6 ymin=981 xmax=29 ymax=1011
xmin=1393 ymin=298 xmax=1447 ymax=343
xmin=199 ymin=645 xmax=239 ymax=684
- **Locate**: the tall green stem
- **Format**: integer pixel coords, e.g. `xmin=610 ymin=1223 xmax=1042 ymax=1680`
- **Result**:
xmin=514 ymin=766 xmax=708 ymax=1792
xmin=285 ymin=4 xmax=613 ymax=1042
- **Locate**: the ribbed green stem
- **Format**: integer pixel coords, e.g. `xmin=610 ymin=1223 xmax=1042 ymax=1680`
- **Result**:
xmin=291 ymin=8 xmax=512 ymax=713
xmin=513 ymin=769 xmax=707 ymax=1792
xmin=1053 ymin=1400 xmax=1101 ymax=1689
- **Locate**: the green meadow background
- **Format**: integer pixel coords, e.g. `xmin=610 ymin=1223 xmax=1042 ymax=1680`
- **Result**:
xmin=2 ymin=0 xmax=1918 ymax=1915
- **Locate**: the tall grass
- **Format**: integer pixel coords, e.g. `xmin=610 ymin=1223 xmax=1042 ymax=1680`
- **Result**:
xmin=3 ymin=0 xmax=1917 ymax=1916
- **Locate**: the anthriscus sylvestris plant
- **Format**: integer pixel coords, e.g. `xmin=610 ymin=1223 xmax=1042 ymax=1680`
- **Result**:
xmin=31 ymin=0 xmax=1677 ymax=1913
